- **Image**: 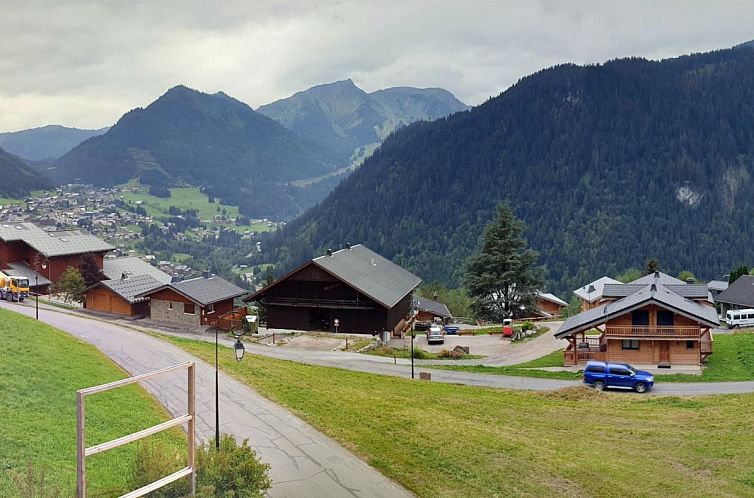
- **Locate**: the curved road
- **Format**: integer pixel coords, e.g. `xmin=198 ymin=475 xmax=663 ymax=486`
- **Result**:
xmin=1 ymin=301 xmax=411 ymax=498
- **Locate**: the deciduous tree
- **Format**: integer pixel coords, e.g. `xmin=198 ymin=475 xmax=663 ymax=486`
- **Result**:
xmin=51 ymin=267 xmax=86 ymax=304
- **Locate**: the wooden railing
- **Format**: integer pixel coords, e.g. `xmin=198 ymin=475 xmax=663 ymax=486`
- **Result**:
xmin=262 ymin=297 xmax=375 ymax=309
xmin=564 ymin=349 xmax=606 ymax=365
xmin=605 ymin=326 xmax=701 ymax=338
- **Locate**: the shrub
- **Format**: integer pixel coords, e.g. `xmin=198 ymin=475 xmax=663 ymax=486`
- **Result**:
xmin=128 ymin=434 xmax=271 ymax=497
xmin=521 ymin=321 xmax=534 ymax=332
xmin=412 ymin=347 xmax=429 ymax=359
xmin=438 ymin=349 xmax=452 ymax=358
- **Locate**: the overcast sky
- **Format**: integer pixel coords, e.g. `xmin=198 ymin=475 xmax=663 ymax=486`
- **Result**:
xmin=1 ymin=1 xmax=753 ymax=131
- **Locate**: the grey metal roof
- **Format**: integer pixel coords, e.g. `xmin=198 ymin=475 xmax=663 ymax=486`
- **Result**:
xmin=537 ymin=291 xmax=568 ymax=307
xmin=138 ymin=275 xmax=247 ymax=306
xmin=96 ymin=274 xmax=165 ymax=304
xmin=602 ymin=283 xmax=709 ymax=300
xmin=573 ymin=276 xmax=621 ymax=302
xmin=708 ymin=280 xmax=729 ymax=293
xmin=715 ymin=275 xmax=754 ymax=308
xmin=0 ymin=222 xmax=113 ymax=257
xmin=629 ymin=271 xmax=685 ymax=285
xmin=556 ymin=283 xmax=719 ymax=338
xmin=103 ymin=257 xmax=171 ymax=284
xmin=413 ymin=295 xmax=452 ymax=318
xmin=313 ymin=245 xmax=421 ymax=308
xmin=5 ymin=261 xmax=52 ymax=286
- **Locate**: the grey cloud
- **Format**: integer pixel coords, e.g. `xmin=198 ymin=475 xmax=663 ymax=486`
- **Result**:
xmin=1 ymin=1 xmax=753 ymax=130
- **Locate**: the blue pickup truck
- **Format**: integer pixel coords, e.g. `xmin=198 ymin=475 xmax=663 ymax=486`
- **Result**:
xmin=583 ymin=361 xmax=654 ymax=393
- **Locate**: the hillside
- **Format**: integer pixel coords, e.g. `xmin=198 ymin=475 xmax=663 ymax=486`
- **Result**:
xmin=257 ymin=79 xmax=469 ymax=163
xmin=258 ymin=44 xmax=754 ymax=295
xmin=0 ymin=146 xmax=54 ymax=198
xmin=52 ymin=86 xmax=344 ymax=218
xmin=0 ymin=125 xmax=108 ymax=161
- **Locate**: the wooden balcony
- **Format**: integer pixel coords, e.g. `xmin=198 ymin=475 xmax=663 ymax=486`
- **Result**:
xmin=604 ymin=326 xmax=701 ymax=338
xmin=262 ymin=297 xmax=375 ymax=310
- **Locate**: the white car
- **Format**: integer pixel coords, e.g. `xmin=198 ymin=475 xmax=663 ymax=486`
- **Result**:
xmin=427 ymin=325 xmax=445 ymax=345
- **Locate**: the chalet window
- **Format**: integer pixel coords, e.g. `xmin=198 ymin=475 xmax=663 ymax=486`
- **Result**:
xmin=168 ymin=302 xmax=173 ymax=310
xmin=631 ymin=310 xmax=649 ymax=326
xmin=657 ymin=310 xmax=674 ymax=326
xmin=621 ymin=339 xmax=640 ymax=350
xmin=184 ymin=303 xmax=195 ymax=315
xmin=206 ymin=303 xmax=215 ymax=313
xmin=686 ymin=340 xmax=695 ymax=349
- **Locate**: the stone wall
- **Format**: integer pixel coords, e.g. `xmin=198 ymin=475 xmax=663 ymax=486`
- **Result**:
xmin=150 ymin=299 xmax=201 ymax=327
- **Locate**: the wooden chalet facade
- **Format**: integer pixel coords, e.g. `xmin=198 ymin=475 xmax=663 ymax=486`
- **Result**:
xmin=413 ymin=295 xmax=453 ymax=324
xmin=246 ymin=245 xmax=421 ymax=335
xmin=557 ymin=273 xmax=718 ymax=367
xmin=0 ymin=222 xmax=113 ymax=292
xmin=534 ymin=292 xmax=568 ymax=317
xmin=84 ymin=259 xmax=172 ymax=316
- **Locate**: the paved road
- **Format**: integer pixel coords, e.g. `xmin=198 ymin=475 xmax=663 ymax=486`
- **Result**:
xmin=1 ymin=301 xmax=411 ymax=498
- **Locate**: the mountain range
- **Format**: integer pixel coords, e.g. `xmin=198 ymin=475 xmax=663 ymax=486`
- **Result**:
xmin=258 ymin=43 xmax=754 ymax=296
xmin=51 ymin=86 xmax=345 ymax=218
xmin=257 ymin=79 xmax=469 ymax=163
xmin=0 ymin=146 xmax=54 ymax=198
xmin=0 ymin=125 xmax=108 ymax=161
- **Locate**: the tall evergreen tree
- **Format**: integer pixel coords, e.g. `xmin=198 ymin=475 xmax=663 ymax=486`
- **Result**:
xmin=645 ymin=258 xmax=660 ymax=275
xmin=464 ymin=203 xmax=543 ymax=321
xmin=79 ymin=253 xmax=106 ymax=287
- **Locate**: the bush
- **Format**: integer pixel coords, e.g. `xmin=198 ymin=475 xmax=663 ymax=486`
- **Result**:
xmin=128 ymin=434 xmax=271 ymax=497
xmin=412 ymin=346 xmax=429 ymax=359
xmin=521 ymin=321 xmax=534 ymax=332
xmin=438 ymin=349 xmax=452 ymax=358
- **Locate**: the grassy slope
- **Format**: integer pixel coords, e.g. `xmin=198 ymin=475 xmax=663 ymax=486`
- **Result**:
xmin=0 ymin=309 xmax=183 ymax=496
xmin=437 ymin=333 xmax=754 ymax=382
xmin=165 ymin=335 xmax=754 ymax=498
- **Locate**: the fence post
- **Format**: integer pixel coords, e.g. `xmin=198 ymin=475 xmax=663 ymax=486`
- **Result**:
xmin=187 ymin=364 xmax=196 ymax=495
xmin=76 ymin=391 xmax=86 ymax=498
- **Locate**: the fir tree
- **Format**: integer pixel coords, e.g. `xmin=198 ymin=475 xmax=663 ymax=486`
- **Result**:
xmin=79 ymin=254 xmax=106 ymax=287
xmin=464 ymin=203 xmax=543 ymax=321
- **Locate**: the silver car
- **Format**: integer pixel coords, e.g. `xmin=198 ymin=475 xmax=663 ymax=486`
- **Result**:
xmin=427 ymin=325 xmax=445 ymax=345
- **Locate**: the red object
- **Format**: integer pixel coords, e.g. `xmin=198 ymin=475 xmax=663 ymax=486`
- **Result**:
xmin=502 ymin=325 xmax=513 ymax=337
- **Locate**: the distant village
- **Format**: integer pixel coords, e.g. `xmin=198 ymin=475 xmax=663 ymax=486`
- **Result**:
xmin=0 ymin=184 xmax=279 ymax=283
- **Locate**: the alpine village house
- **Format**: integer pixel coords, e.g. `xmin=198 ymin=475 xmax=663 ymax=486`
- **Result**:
xmin=245 ymin=244 xmax=421 ymax=335
xmin=557 ymin=272 xmax=718 ymax=367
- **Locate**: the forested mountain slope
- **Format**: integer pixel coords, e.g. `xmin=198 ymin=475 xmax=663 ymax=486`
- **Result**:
xmin=52 ymin=86 xmax=344 ymax=218
xmin=0 ymin=147 xmax=54 ymax=197
xmin=0 ymin=125 xmax=108 ymax=161
xmin=258 ymin=44 xmax=754 ymax=295
xmin=257 ymin=79 xmax=469 ymax=163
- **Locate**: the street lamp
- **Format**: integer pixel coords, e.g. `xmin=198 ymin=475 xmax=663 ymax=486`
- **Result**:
xmin=214 ymin=309 xmax=249 ymax=450
xmin=410 ymin=326 xmax=415 ymax=379
xmin=36 ymin=263 xmax=47 ymax=320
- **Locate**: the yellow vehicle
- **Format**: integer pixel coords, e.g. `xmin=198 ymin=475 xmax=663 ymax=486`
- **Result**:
xmin=0 ymin=271 xmax=30 ymax=302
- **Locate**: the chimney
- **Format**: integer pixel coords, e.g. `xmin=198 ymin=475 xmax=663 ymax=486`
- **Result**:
xmin=650 ymin=283 xmax=657 ymax=292
xmin=327 ymin=249 xmax=332 ymax=256
xmin=203 ymin=268 xmax=210 ymax=279
xmin=121 ymin=272 xmax=128 ymax=280
xmin=346 ymin=243 xmax=351 ymax=249
xmin=686 ymin=278 xmax=694 ymax=284
xmin=654 ymin=271 xmax=660 ymax=278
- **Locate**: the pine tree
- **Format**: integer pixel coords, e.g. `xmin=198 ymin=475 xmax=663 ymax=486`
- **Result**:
xmin=645 ymin=258 xmax=660 ymax=275
xmin=79 ymin=254 xmax=106 ymax=287
xmin=464 ymin=203 xmax=543 ymax=321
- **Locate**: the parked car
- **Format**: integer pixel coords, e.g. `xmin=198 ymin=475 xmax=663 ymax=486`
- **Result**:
xmin=583 ymin=361 xmax=654 ymax=393
xmin=443 ymin=325 xmax=459 ymax=335
xmin=414 ymin=320 xmax=432 ymax=331
xmin=427 ymin=325 xmax=445 ymax=345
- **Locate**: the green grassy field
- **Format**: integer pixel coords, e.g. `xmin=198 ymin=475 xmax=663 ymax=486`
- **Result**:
xmin=165 ymin=334 xmax=754 ymax=498
xmin=120 ymin=185 xmax=240 ymax=219
xmin=436 ymin=333 xmax=754 ymax=382
xmin=0 ymin=310 xmax=184 ymax=496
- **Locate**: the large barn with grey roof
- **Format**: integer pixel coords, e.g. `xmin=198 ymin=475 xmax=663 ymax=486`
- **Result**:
xmin=245 ymin=244 xmax=422 ymax=334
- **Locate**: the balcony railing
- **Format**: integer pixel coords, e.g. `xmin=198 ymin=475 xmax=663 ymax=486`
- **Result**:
xmin=604 ymin=326 xmax=701 ymax=338
xmin=261 ymin=297 xmax=375 ymax=310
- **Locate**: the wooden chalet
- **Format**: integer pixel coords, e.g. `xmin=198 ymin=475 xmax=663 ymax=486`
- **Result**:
xmin=246 ymin=244 xmax=422 ymax=334
xmin=557 ymin=272 xmax=718 ymax=367
xmin=0 ymin=222 xmax=113 ymax=292
xmin=534 ymin=292 xmax=568 ymax=317
xmin=136 ymin=273 xmax=247 ymax=329
xmin=84 ymin=257 xmax=172 ymax=316
xmin=413 ymin=295 xmax=453 ymax=324
xmin=573 ymin=276 xmax=622 ymax=311
xmin=714 ymin=275 xmax=754 ymax=315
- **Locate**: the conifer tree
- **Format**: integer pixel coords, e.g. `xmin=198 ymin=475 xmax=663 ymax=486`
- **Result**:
xmin=464 ymin=203 xmax=543 ymax=321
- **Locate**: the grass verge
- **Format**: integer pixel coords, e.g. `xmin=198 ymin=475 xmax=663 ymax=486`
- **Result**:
xmin=367 ymin=346 xmax=485 ymax=360
xmin=0 ymin=309 xmax=183 ymax=496
xmin=164 ymin=334 xmax=754 ymax=498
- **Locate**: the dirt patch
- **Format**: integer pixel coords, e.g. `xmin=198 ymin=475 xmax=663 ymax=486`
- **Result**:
xmin=281 ymin=335 xmax=344 ymax=351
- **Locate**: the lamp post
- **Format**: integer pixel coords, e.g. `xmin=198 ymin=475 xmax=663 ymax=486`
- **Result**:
xmin=214 ymin=309 xmax=249 ymax=450
xmin=35 ymin=263 xmax=47 ymax=320
xmin=410 ymin=326 xmax=415 ymax=379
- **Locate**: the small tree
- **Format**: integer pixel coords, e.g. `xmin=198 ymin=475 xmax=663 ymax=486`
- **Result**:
xmin=729 ymin=265 xmax=750 ymax=284
xmin=464 ymin=202 xmax=544 ymax=321
xmin=616 ymin=268 xmax=642 ymax=283
xmin=645 ymin=258 xmax=660 ymax=275
xmin=51 ymin=267 xmax=85 ymax=304
xmin=79 ymin=254 xmax=106 ymax=287
xmin=678 ymin=270 xmax=697 ymax=283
